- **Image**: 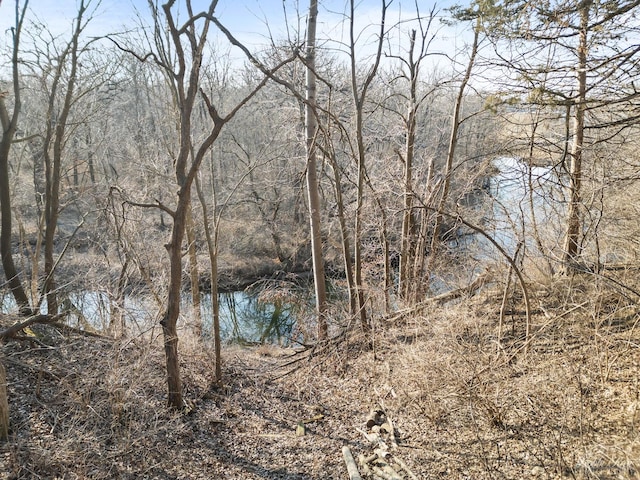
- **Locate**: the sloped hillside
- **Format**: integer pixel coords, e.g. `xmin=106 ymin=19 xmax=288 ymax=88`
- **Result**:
xmin=1 ymin=274 xmax=640 ymax=479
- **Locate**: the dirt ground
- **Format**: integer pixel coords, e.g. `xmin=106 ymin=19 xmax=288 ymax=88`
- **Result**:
xmin=1 ymin=279 xmax=640 ymax=479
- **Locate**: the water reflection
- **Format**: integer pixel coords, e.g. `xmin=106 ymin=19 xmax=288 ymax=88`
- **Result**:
xmin=1 ymin=288 xmax=300 ymax=345
xmin=201 ymin=290 xmax=297 ymax=345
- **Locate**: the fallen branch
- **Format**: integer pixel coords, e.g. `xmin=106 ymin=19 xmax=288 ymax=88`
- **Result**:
xmin=342 ymin=446 xmax=362 ymax=480
xmin=392 ymin=455 xmax=419 ymax=480
xmin=0 ymin=313 xmax=65 ymax=341
xmin=389 ymin=271 xmax=492 ymax=322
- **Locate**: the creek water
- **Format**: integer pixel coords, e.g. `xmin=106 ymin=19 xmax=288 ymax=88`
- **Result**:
xmin=1 ymin=158 xmax=557 ymax=343
xmin=0 ymin=288 xmax=299 ymax=345
xmin=457 ymin=157 xmax=559 ymax=262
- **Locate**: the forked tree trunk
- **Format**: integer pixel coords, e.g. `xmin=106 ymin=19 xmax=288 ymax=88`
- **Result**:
xmin=42 ymin=0 xmax=87 ymax=316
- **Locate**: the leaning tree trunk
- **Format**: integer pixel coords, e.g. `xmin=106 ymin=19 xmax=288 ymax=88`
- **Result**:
xmin=428 ymin=26 xmax=479 ymax=281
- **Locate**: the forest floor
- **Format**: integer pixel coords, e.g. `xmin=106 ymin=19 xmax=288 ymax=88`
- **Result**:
xmin=1 ymin=274 xmax=640 ymax=479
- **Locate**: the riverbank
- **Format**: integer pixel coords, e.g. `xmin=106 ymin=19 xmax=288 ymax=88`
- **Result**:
xmin=2 ymin=274 xmax=639 ymax=479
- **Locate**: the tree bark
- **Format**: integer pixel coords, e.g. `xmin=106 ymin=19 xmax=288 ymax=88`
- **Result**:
xmin=562 ymin=0 xmax=589 ymax=272
xmin=161 ymin=196 xmax=188 ymax=409
xmin=0 ymin=1 xmax=31 ymax=315
xmin=305 ymin=0 xmax=328 ymax=340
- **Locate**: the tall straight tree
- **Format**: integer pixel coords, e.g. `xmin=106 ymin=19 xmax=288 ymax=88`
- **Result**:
xmin=477 ymin=0 xmax=640 ymax=272
xmin=304 ymin=0 xmax=328 ymax=340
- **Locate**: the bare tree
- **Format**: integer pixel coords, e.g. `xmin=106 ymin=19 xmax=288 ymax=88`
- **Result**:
xmin=119 ymin=0 xmax=294 ymax=408
xmin=304 ymin=0 xmax=328 ymax=339
xmin=0 ymin=0 xmax=31 ymax=315
xmin=427 ymin=24 xmax=480 ymax=279
xmin=348 ymin=0 xmax=388 ymax=329
xmin=31 ymin=0 xmax=97 ymax=315
xmin=385 ymin=6 xmax=439 ymax=301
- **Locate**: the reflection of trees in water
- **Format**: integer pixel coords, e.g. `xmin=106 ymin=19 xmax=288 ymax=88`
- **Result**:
xmin=0 ymin=285 xmax=309 ymax=346
xmin=216 ymin=282 xmax=311 ymax=346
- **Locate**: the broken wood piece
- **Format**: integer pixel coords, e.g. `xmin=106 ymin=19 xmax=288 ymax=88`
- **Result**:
xmin=384 ymin=417 xmax=399 ymax=449
xmin=361 ymin=452 xmax=379 ymax=464
xmin=372 ymin=465 xmax=402 ymax=480
xmin=366 ymin=409 xmax=385 ymax=428
xmin=357 ymin=454 xmax=372 ymax=477
xmin=373 ymin=447 xmax=389 ymax=459
xmin=356 ymin=426 xmax=384 ymax=444
xmin=342 ymin=446 xmax=362 ymax=480
xmin=302 ymin=413 xmax=324 ymax=424
xmin=392 ymin=455 xmax=419 ymax=480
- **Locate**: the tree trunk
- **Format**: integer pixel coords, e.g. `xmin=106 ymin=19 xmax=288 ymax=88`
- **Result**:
xmin=399 ymin=30 xmax=418 ymax=301
xmin=328 ymin=152 xmax=357 ymax=316
xmin=43 ymin=147 xmax=61 ymax=315
xmin=42 ymin=0 xmax=86 ymax=316
xmin=0 ymin=5 xmax=31 ymax=316
xmin=195 ymin=173 xmax=222 ymax=383
xmin=161 ymin=196 xmax=188 ymax=410
xmin=305 ymin=0 xmax=328 ymax=340
xmin=0 ymin=356 xmax=8 ymax=441
xmin=428 ymin=26 xmax=479 ymax=281
xmin=562 ymin=1 xmax=589 ymax=272
xmin=186 ymin=202 xmax=202 ymax=335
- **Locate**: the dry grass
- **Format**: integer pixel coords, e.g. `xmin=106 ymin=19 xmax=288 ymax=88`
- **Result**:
xmin=1 ymin=272 xmax=640 ymax=479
